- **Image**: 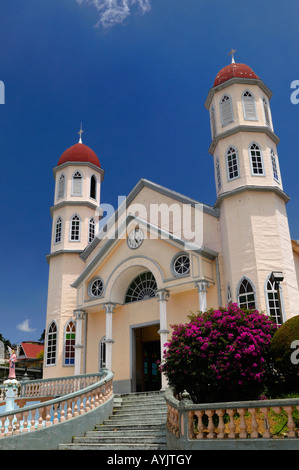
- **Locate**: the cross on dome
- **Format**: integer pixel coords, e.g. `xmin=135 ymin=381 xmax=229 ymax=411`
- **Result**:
xmin=78 ymin=123 xmax=84 ymax=143
xmin=228 ymin=48 xmax=237 ymax=64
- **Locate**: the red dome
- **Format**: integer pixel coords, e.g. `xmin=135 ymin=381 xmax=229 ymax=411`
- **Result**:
xmin=57 ymin=143 xmax=101 ymax=168
xmin=213 ymin=63 xmax=259 ymax=88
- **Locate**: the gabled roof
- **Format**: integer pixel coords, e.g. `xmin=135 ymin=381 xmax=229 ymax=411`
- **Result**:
xmin=71 ymin=213 xmax=218 ymax=290
xmin=80 ymin=178 xmax=220 ymax=262
xmin=18 ymin=342 xmax=44 ymax=360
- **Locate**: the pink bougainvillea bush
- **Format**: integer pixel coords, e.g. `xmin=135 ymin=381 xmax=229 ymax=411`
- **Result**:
xmin=159 ymin=304 xmax=278 ymax=403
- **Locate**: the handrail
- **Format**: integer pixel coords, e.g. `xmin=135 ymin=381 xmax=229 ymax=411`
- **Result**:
xmin=0 ymin=371 xmax=113 ymax=437
xmin=165 ymin=388 xmax=299 ymax=440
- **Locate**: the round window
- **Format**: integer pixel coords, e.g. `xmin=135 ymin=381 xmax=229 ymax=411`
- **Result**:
xmin=89 ymin=278 xmax=104 ymax=298
xmin=173 ymin=254 xmax=190 ymax=276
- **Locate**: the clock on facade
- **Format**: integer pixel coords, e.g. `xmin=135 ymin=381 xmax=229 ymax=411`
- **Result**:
xmin=127 ymin=227 xmax=144 ymax=249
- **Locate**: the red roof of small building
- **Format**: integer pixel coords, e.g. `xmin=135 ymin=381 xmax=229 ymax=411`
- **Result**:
xmin=57 ymin=143 xmax=101 ymax=168
xmin=213 ymin=63 xmax=259 ymax=88
xmin=18 ymin=342 xmax=44 ymax=360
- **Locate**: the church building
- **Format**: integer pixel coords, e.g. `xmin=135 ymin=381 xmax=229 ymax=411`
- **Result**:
xmin=43 ymin=57 xmax=299 ymax=393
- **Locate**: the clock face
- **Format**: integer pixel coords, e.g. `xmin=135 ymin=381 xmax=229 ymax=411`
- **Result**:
xmin=127 ymin=228 xmax=144 ymax=249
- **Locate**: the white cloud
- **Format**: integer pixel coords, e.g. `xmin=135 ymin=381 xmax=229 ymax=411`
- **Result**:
xmin=76 ymin=0 xmax=151 ymax=27
xmin=17 ymin=319 xmax=36 ymax=333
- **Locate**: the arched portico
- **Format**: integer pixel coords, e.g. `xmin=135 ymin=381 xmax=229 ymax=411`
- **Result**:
xmin=102 ymin=256 xmax=168 ymax=392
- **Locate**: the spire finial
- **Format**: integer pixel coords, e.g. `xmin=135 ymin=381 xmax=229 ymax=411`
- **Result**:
xmin=228 ymin=48 xmax=237 ymax=64
xmin=78 ymin=123 xmax=84 ymax=143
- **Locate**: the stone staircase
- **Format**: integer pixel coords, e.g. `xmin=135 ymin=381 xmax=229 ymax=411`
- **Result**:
xmin=58 ymin=391 xmax=168 ymax=450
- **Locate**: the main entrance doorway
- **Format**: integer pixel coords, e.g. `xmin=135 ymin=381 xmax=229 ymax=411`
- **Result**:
xmin=133 ymin=323 xmax=161 ymax=392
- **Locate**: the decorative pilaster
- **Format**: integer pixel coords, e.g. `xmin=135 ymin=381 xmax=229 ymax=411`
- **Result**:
xmin=102 ymin=303 xmax=116 ymax=371
xmin=156 ymin=289 xmax=170 ymax=390
xmin=195 ymin=280 xmax=209 ymax=312
xmin=74 ymin=309 xmax=86 ymax=376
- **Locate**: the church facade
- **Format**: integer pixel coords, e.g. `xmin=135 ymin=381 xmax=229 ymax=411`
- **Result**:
xmin=43 ymin=60 xmax=299 ymax=393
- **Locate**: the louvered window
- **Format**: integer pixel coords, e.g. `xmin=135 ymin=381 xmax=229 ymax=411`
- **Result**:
xmin=270 ymin=149 xmax=279 ymax=182
xmin=249 ymin=143 xmax=264 ymax=175
xmin=70 ymin=214 xmax=80 ymax=241
xmin=242 ymin=91 xmax=257 ymax=120
xmin=220 ymin=95 xmax=233 ymax=127
xmin=57 ymin=174 xmax=65 ymax=199
xmin=55 ymin=217 xmax=62 ymax=244
xmin=263 ymin=98 xmax=271 ymax=127
xmin=72 ymin=171 xmax=82 ymax=196
xmin=226 ymin=146 xmax=239 ymax=180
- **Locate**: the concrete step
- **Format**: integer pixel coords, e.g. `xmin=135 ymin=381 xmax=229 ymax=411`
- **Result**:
xmin=58 ymin=442 xmax=167 ymax=450
xmin=73 ymin=435 xmax=166 ymax=444
xmin=59 ymin=391 xmax=168 ymax=451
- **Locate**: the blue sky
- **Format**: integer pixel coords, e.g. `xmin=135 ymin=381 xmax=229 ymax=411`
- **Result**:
xmin=0 ymin=0 xmax=298 ymax=345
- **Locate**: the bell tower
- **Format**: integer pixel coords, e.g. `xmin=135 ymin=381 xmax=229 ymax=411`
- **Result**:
xmin=205 ymin=52 xmax=299 ymax=321
xmin=44 ymin=129 xmax=104 ymax=378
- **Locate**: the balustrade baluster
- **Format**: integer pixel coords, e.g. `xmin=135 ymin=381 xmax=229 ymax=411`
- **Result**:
xmin=188 ymin=411 xmax=195 ymax=439
xmin=261 ymin=407 xmax=271 ymax=438
xmin=67 ymin=400 xmax=73 ymax=420
xmin=53 ymin=403 xmax=59 ymax=425
xmin=216 ymin=409 xmax=225 ymax=439
xmin=30 ymin=409 xmax=37 ymax=431
xmin=194 ymin=410 xmax=204 ymax=439
xmin=227 ymin=409 xmax=236 ymax=438
xmin=206 ymin=409 xmax=216 ymax=438
xmin=248 ymin=408 xmax=259 ymax=438
xmin=22 ymin=411 xmax=29 ymax=433
xmin=14 ymin=413 xmax=22 ymax=434
xmin=237 ymin=408 xmax=247 ymax=438
xmin=285 ymin=406 xmax=296 ymax=438
xmin=45 ymin=406 xmax=52 ymax=427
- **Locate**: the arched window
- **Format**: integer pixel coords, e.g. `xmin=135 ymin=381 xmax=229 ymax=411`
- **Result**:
xmin=55 ymin=217 xmax=62 ymax=244
xmin=210 ymin=106 xmax=217 ymax=138
xmin=46 ymin=322 xmax=57 ymax=365
xmin=263 ymin=98 xmax=271 ymax=127
xmin=249 ymin=143 xmax=265 ymax=175
xmin=72 ymin=171 xmax=82 ymax=196
xmin=215 ymin=157 xmax=222 ymax=192
xmin=57 ymin=174 xmax=65 ymax=199
xmin=125 ymin=272 xmax=157 ymax=303
xmin=64 ymin=321 xmax=76 ymax=366
xmin=99 ymin=336 xmax=106 ymax=370
xmin=90 ymin=175 xmax=96 ymax=200
xmin=226 ymin=146 xmax=239 ymax=180
xmin=220 ymin=95 xmax=233 ymax=127
xmin=266 ymin=278 xmax=283 ymax=325
xmin=242 ymin=90 xmax=257 ymax=120
xmin=89 ymin=217 xmax=95 ymax=243
xmin=70 ymin=214 xmax=80 ymax=241
xmin=270 ymin=149 xmax=279 ymax=182
xmin=237 ymin=277 xmax=256 ymax=310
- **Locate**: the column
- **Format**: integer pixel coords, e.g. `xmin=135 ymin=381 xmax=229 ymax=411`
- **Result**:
xmin=195 ymin=280 xmax=209 ymax=312
xmin=102 ymin=303 xmax=116 ymax=371
xmin=156 ymin=289 xmax=170 ymax=390
xmin=74 ymin=309 xmax=86 ymax=376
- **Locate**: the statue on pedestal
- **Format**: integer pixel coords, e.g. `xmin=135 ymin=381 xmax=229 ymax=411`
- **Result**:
xmin=7 ymin=346 xmax=17 ymax=379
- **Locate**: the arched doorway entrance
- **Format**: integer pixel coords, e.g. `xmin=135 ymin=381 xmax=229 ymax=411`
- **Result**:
xmin=132 ymin=323 xmax=161 ymax=392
